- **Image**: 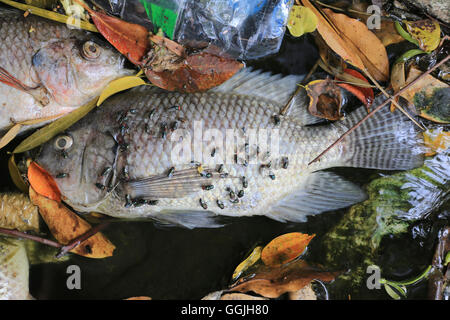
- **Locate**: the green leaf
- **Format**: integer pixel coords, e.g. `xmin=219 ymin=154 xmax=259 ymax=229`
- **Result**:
xmin=395 ymin=21 xmax=419 ymax=47
xmin=384 ymin=283 xmax=402 ymax=300
xmin=13 ymin=98 xmax=98 ymax=153
xmin=97 ymin=76 xmax=146 ymax=106
xmin=287 ymin=5 xmax=318 ymax=37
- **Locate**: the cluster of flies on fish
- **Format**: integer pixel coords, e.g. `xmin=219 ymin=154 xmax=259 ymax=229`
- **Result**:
xmin=70 ymin=104 xmax=290 ymax=211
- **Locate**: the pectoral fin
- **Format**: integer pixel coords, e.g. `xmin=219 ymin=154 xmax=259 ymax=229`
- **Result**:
xmin=122 ymin=167 xmax=219 ymax=199
xmin=0 ymin=66 xmax=50 ymax=106
xmin=267 ymin=171 xmax=367 ymax=222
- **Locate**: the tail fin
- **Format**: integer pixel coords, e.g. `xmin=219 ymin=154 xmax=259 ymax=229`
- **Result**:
xmin=339 ymin=102 xmax=424 ymax=170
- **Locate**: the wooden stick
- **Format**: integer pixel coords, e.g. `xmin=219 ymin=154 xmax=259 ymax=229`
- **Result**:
xmin=308 ymin=54 xmax=449 ymax=165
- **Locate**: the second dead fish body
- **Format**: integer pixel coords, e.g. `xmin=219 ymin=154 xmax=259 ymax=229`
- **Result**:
xmin=34 ymin=69 xmax=425 ymax=228
xmin=0 ymin=9 xmax=132 ymax=132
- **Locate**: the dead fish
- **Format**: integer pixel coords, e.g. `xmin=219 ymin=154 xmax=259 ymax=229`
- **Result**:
xmin=34 ymin=68 xmax=424 ymax=228
xmin=0 ymin=238 xmax=32 ymax=300
xmin=0 ymin=9 xmax=132 ymax=132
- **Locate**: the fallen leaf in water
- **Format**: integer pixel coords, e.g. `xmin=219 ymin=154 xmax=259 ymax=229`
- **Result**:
xmin=372 ymin=20 xmax=405 ymax=47
xmin=322 ymin=8 xmax=389 ymax=82
xmin=400 ymin=66 xmax=449 ymax=123
xmin=305 ymin=79 xmax=343 ymax=120
xmin=287 ymin=5 xmax=318 ymax=37
xmin=389 ymin=50 xmax=425 ymax=112
xmin=261 ymin=233 xmax=315 ymax=267
xmin=75 ymin=0 xmax=150 ymax=64
xmin=8 ymin=155 xmax=28 ymax=194
xmin=229 ymin=259 xmax=339 ymax=299
xmin=232 ymin=246 xmax=262 ymax=280
xmin=27 ymin=161 xmax=61 ymax=202
xmin=97 ymin=75 xmax=147 ymax=106
xmin=336 ymin=69 xmax=374 ymax=109
xmin=301 ymin=0 xmax=389 ymax=81
xmin=29 ymin=187 xmax=115 ymax=258
xmin=144 ymin=36 xmax=243 ymax=92
xmin=405 ymin=19 xmax=441 ymax=52
xmin=423 ymin=129 xmax=450 ymax=156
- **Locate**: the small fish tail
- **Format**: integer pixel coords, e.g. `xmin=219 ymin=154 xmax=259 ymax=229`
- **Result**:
xmin=340 ymin=103 xmax=424 ymax=170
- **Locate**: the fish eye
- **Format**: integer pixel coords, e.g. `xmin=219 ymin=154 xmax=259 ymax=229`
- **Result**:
xmin=82 ymin=41 xmax=101 ymax=60
xmin=54 ymin=135 xmax=73 ymax=151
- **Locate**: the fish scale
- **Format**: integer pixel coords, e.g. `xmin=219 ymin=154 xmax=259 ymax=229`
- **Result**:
xmin=35 ymin=70 xmax=424 ymax=227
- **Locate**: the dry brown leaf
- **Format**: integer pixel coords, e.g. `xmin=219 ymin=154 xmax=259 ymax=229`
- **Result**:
xmin=261 ymin=232 xmax=315 ymax=267
xmin=29 ymin=187 xmax=115 ymax=258
xmin=220 ymin=293 xmax=268 ymax=300
xmin=305 ymin=79 xmax=343 ymax=120
xmin=144 ymin=38 xmax=243 ymax=92
xmin=322 ymin=8 xmax=389 ymax=82
xmin=372 ymin=20 xmax=405 ymax=47
xmin=400 ymin=66 xmax=449 ymax=123
xmin=229 ymin=259 xmax=339 ymax=299
xmin=301 ymin=0 xmax=365 ymax=72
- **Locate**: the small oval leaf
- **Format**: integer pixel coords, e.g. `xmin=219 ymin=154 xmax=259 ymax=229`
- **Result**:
xmin=27 ymin=161 xmax=61 ymax=202
xmin=287 ymin=5 xmax=318 ymax=37
xmin=232 ymin=246 xmax=263 ymax=280
xmin=261 ymin=232 xmax=315 ymax=267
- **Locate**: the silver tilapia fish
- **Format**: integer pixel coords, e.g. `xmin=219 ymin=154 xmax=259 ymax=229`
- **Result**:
xmin=34 ymin=69 xmax=424 ymax=228
xmin=0 ymin=9 xmax=132 ymax=132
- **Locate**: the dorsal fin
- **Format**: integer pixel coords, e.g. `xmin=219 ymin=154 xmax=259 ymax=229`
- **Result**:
xmin=211 ymin=67 xmax=322 ymax=125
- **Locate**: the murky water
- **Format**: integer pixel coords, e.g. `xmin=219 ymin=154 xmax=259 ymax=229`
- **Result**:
xmin=0 ymin=33 xmax=448 ymax=300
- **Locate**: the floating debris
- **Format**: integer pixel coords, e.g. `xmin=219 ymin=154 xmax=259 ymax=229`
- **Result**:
xmin=242 ymin=176 xmax=248 ymax=188
xmin=202 ymin=185 xmax=214 ymax=191
xmin=238 ymin=190 xmax=244 ymax=198
xmin=282 ymin=157 xmax=289 ymax=169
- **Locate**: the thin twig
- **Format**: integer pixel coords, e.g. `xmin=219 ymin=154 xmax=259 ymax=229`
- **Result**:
xmin=308 ymin=54 xmax=449 ymax=165
xmin=280 ymin=58 xmax=320 ymax=115
xmin=56 ymin=221 xmax=110 ymax=258
xmin=363 ymin=68 xmax=426 ymax=130
xmin=0 ymin=227 xmax=61 ymax=248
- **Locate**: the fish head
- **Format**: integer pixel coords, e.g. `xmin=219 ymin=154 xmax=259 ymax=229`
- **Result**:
xmin=34 ymin=118 xmax=117 ymax=208
xmin=32 ymin=37 xmax=133 ymax=107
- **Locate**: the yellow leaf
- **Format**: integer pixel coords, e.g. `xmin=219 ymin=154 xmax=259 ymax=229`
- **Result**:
xmin=0 ymin=0 xmax=98 ymax=32
xmin=423 ymin=128 xmax=450 ymax=156
xmin=97 ymin=76 xmax=146 ymax=106
xmin=400 ymin=66 xmax=449 ymax=123
xmin=8 ymin=155 xmax=29 ymax=194
xmin=405 ymin=19 xmax=441 ymax=52
xmin=287 ymin=5 xmax=318 ymax=37
xmin=232 ymin=246 xmax=263 ymax=280
xmin=0 ymin=124 xmax=22 ymax=149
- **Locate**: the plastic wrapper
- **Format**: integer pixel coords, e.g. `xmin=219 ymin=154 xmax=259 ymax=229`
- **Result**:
xmin=175 ymin=0 xmax=294 ymax=60
xmin=95 ymin=0 xmax=293 ymax=60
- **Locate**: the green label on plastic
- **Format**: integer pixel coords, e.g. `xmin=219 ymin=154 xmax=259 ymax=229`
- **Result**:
xmin=139 ymin=1 xmax=178 ymax=39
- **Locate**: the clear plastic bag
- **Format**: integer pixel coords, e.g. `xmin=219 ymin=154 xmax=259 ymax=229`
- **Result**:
xmin=174 ymin=0 xmax=294 ymax=60
xmin=96 ymin=0 xmax=294 ymax=60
